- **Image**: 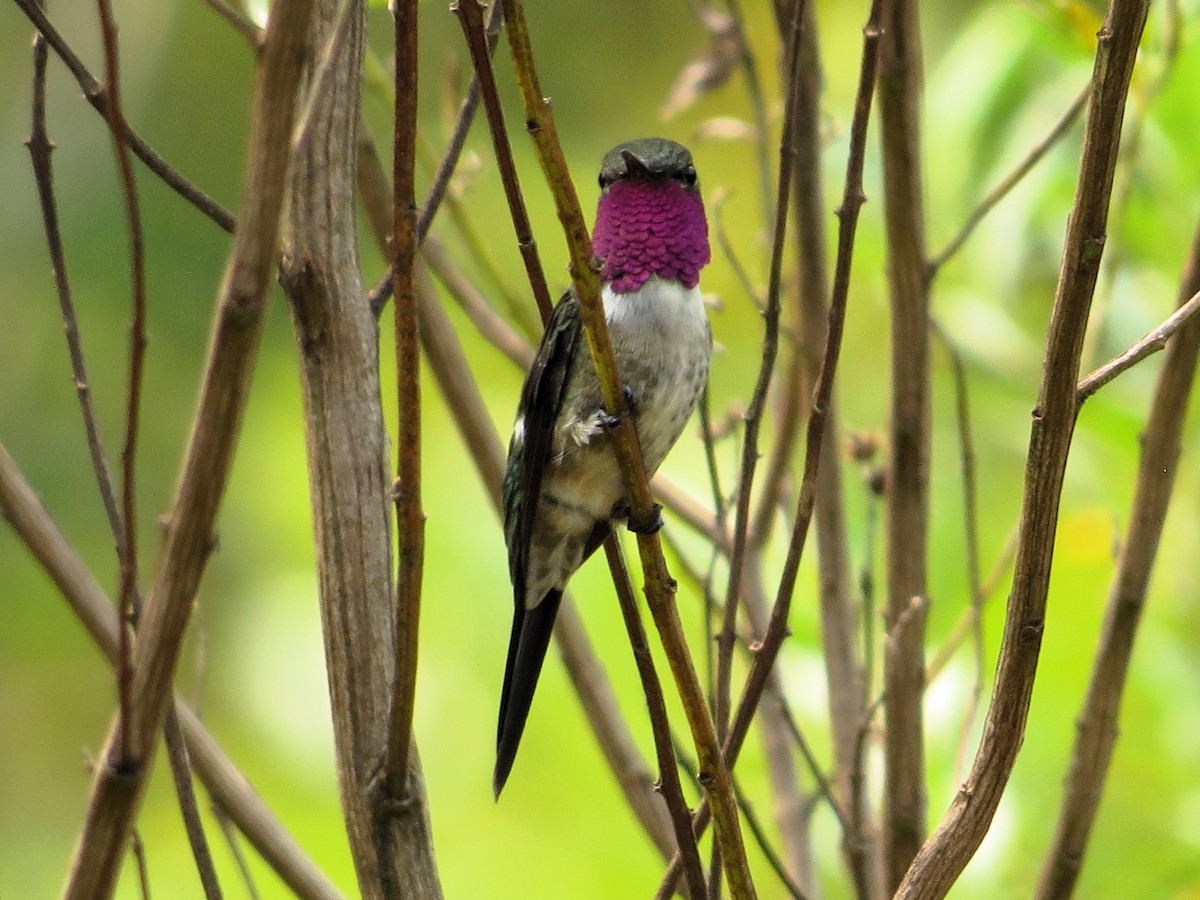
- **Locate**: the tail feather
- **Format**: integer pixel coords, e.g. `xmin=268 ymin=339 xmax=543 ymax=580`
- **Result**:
xmin=494 ymin=590 xmax=563 ymax=798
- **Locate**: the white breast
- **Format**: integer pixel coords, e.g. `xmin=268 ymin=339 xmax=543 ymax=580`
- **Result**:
xmin=604 ymin=277 xmax=712 ymax=474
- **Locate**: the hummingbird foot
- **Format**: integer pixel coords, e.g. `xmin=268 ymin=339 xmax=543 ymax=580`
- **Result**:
xmin=626 ymin=502 xmax=664 ymax=535
xmin=598 ymin=385 xmax=639 ymax=429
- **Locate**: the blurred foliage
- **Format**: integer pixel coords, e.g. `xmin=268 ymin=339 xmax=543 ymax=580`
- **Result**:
xmin=2 ymin=0 xmax=1200 ymax=897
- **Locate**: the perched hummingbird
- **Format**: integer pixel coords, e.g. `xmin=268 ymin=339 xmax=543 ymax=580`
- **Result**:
xmin=495 ymin=138 xmax=713 ymax=796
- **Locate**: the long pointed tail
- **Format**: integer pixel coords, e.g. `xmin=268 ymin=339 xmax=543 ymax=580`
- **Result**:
xmin=494 ymin=590 xmax=563 ymax=798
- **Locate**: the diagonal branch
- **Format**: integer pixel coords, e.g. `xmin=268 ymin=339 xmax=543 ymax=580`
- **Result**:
xmin=500 ymin=2 xmax=756 ymax=895
xmin=62 ymin=1 xmax=315 ymax=893
xmin=14 ymin=0 xmax=236 ymax=234
xmin=0 ymin=442 xmax=343 ymax=900
xmin=658 ymin=0 xmax=885 ymax=891
xmin=1075 ymin=287 xmax=1200 ymax=404
xmin=1036 ymin=220 xmax=1200 ymax=899
xmin=895 ymin=1 xmax=1152 ymax=895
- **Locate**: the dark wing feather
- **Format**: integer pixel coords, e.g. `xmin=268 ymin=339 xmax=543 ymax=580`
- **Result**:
xmin=495 ymin=292 xmax=582 ymax=797
xmin=502 ymin=291 xmax=583 ymax=604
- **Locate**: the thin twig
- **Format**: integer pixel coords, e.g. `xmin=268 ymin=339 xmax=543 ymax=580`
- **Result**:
xmin=371 ymin=9 xmax=522 ymax=323
xmin=130 ymin=831 xmax=152 ymax=899
xmin=0 ymin=443 xmax=342 ymax=899
xmin=26 ymin=27 xmax=223 ymax=891
xmin=163 ymin=708 xmax=224 ymax=898
xmin=896 ymin=2 xmax=1152 ymax=895
xmin=605 ymin=539 xmax=708 ymax=900
xmin=1075 ymin=288 xmax=1200 ymax=404
xmin=94 ymin=0 xmax=148 ymax=764
xmin=675 ymin=739 xmax=809 ymax=900
xmin=1036 ymin=217 xmax=1200 ymax=900
xmin=715 ymin=0 xmax=808 ymax=742
xmin=382 ymin=0 xmax=424 ymax=800
xmin=502 ymin=2 xmax=756 ymax=895
xmin=15 ymin=0 xmax=236 ymax=234
xmin=63 ymin=1 xmax=315 ymax=891
xmin=931 ymin=321 xmax=986 ymax=779
xmin=452 ymin=0 xmax=553 ymax=323
xmin=659 ymin=2 xmax=884 ymax=892
xmin=213 ymin=810 xmax=263 ymax=900
xmin=422 ymin=237 xmax=534 ymax=369
xmin=724 ymin=0 xmax=775 ymax=232
xmin=927 ymin=85 xmax=1090 ymax=279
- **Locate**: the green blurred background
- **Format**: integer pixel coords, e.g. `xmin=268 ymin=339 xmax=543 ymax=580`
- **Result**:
xmin=2 ymin=0 xmax=1199 ymax=896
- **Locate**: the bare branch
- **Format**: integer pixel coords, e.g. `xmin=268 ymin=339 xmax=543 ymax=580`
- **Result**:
xmin=0 ymin=443 xmax=343 ymax=900
xmin=1075 ymin=288 xmax=1200 ymax=404
xmin=1036 ymin=220 xmax=1200 ymax=899
xmin=453 ymin=0 xmax=554 ymax=323
xmin=927 ymin=86 xmax=1089 ymax=279
xmin=63 ymin=0 xmax=315 ymax=892
xmin=501 ymin=2 xmax=756 ymax=893
xmin=876 ymin=0 xmax=932 ymax=881
xmin=605 ymin=539 xmax=708 ymax=899
xmin=14 ymin=0 xmax=236 ymax=234
xmin=383 ymin=0 xmax=425 ymax=800
xmin=896 ymin=2 xmax=1152 ymax=895
xmin=281 ymin=0 xmax=441 ymax=892
xmin=715 ymin=0 xmax=807 ymax=751
xmin=659 ymin=0 xmax=885 ymax=890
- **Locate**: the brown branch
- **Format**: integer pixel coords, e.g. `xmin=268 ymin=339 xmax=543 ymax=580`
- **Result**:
xmin=62 ymin=0 xmax=314 ymax=893
xmin=895 ymin=1 xmax=1152 ymax=895
xmin=163 ymin=708 xmax=224 ymax=899
xmin=761 ymin=0 xmax=875 ymax=892
xmin=1075 ymin=287 xmax=1200 ymax=404
xmin=1035 ymin=219 xmax=1200 ymax=899
xmin=93 ymin=0 xmax=148 ymax=764
xmin=927 ymin=85 xmax=1090 ymax=279
xmin=715 ymin=0 xmax=807 ymax=745
xmin=383 ymin=0 xmax=424 ymax=800
xmin=501 ymin=2 xmax=755 ymax=895
xmin=26 ymin=24 xmax=224 ymax=892
xmin=876 ymin=0 xmax=932 ymax=884
xmin=357 ymin=91 xmax=691 ymax=871
xmin=369 ymin=0 xmax=501 ymax=314
xmin=605 ymin=539 xmax=708 ymax=899
xmin=0 ymin=443 xmax=343 ymax=900
xmin=25 ymin=29 xmax=122 ymax=550
xmin=930 ymin=322 xmax=987 ymax=781
xmin=422 ymin=237 xmax=534 ymax=370
xmin=452 ymin=0 xmax=553 ymax=324
xmin=14 ymin=0 xmax=236 ymax=234
xmin=281 ymin=0 xmax=440 ymax=894
xmin=659 ymin=1 xmax=884 ymax=891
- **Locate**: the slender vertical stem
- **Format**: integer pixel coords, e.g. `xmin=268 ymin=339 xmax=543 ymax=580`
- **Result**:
xmin=876 ymin=0 xmax=931 ymax=884
xmin=384 ymin=0 xmax=424 ymax=799
xmin=604 ymin=539 xmax=708 ymax=899
xmin=452 ymin=0 xmax=553 ymax=323
xmin=502 ymin=2 xmax=756 ymax=895
xmin=715 ymin=0 xmax=806 ymax=739
xmin=1036 ymin=222 xmax=1200 ymax=899
xmin=658 ymin=3 xmax=884 ymax=891
xmin=896 ymin=2 xmax=1151 ymax=894
xmin=94 ymin=0 xmax=148 ymax=763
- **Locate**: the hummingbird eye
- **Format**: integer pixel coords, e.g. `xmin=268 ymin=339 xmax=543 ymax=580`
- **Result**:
xmin=678 ymin=166 xmax=697 ymax=187
xmin=598 ymin=173 xmax=610 ymax=189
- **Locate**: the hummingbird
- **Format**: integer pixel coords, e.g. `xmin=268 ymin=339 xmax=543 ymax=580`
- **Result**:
xmin=495 ymin=138 xmax=713 ymax=796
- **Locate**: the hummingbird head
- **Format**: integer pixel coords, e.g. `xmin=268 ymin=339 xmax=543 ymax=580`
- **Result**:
xmin=592 ymin=138 xmax=711 ymax=294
